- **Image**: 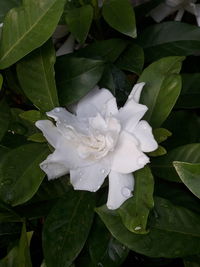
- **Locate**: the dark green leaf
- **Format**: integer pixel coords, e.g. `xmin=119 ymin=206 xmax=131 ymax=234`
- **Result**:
xmin=17 ymin=40 xmax=59 ymax=111
xmin=0 ymin=99 xmax=10 ymax=141
xmin=102 ymin=0 xmax=136 ymax=38
xmin=174 ymin=162 xmax=200 ymax=199
xmin=148 ymin=145 xmax=167 ymax=157
xmin=0 ymin=0 xmax=66 ymax=69
xmin=27 ymin=133 xmax=46 ymax=143
xmin=65 ymin=5 xmax=93 ymax=44
xmin=152 ymin=144 xmax=200 ymax=182
xmin=19 ymin=110 xmax=43 ymax=124
xmin=0 ymin=0 xmax=21 ymax=22
xmin=0 ymin=143 xmax=50 ymax=206
xmin=43 ymin=191 xmax=95 ymax=267
xmin=138 ymin=22 xmax=200 ymax=62
xmin=0 ymin=201 xmax=22 ymax=222
xmin=139 ymin=56 xmax=184 ymax=128
xmin=153 ymin=128 xmax=172 ymax=144
xmin=96 ymin=197 xmax=200 ymax=258
xmin=118 ymin=166 xmax=154 ymax=234
xmin=116 ymin=43 xmax=144 ymax=74
xmin=55 ymin=56 xmax=104 ymax=105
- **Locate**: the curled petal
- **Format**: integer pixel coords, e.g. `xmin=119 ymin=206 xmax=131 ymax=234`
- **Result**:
xmin=35 ymin=120 xmax=61 ymax=148
xmin=133 ymin=120 xmax=158 ymax=152
xmin=128 ymin=82 xmax=145 ymax=103
xmin=70 ymin=160 xmax=110 ymax=192
xmin=56 ymin=34 xmax=75 ymax=57
xmin=111 ymin=131 xmax=149 ymax=174
xmin=150 ymin=3 xmax=177 ymax=22
xmin=107 ymin=171 xmax=134 ymax=210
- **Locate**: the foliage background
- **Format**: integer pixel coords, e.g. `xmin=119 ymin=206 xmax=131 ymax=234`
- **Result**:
xmin=0 ymin=0 xmax=200 ymax=266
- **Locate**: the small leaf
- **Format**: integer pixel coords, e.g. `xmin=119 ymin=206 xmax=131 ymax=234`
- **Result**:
xmin=28 ymin=133 xmax=46 ymax=143
xmin=43 ymin=191 xmax=95 ymax=267
xmin=153 ymin=128 xmax=172 ymax=144
xmin=17 ymin=40 xmax=59 ymax=112
xmin=118 ymin=166 xmax=154 ymax=234
xmin=139 ymin=56 xmax=184 ymax=128
xmin=148 ymin=145 xmax=167 ymax=157
xmin=55 ymin=56 xmax=104 ymax=105
xmin=174 ymin=162 xmax=200 ymax=199
xmin=102 ymin=0 xmax=136 ymax=38
xmin=0 ymin=143 xmax=50 ymax=206
xmin=65 ymin=5 xmax=93 ymax=44
xmin=0 ymin=0 xmax=66 ymax=68
xmin=19 ymin=110 xmax=43 ymax=124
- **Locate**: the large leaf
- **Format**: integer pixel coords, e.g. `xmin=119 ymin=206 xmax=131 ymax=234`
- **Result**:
xmin=118 ymin=166 xmax=154 ymax=234
xmin=102 ymin=0 xmax=136 ymax=38
xmin=0 ymin=0 xmax=21 ymax=22
xmin=17 ymin=40 xmax=59 ymax=111
xmin=0 ymin=0 xmax=66 ymax=69
xmin=0 ymin=98 xmax=10 ymax=142
xmin=152 ymin=144 xmax=200 ymax=182
xmin=43 ymin=191 xmax=95 ymax=267
xmin=174 ymin=162 xmax=200 ymax=199
xmin=65 ymin=5 xmax=93 ymax=44
xmin=0 ymin=143 xmax=49 ymax=206
xmin=55 ymin=56 xmax=104 ymax=105
xmin=139 ymin=56 xmax=184 ymax=128
xmin=137 ymin=22 xmax=200 ymax=62
xmin=0 ymin=200 xmax=22 ymax=222
xmin=89 ymin=217 xmax=129 ymax=267
xmin=96 ymin=197 xmax=200 ymax=258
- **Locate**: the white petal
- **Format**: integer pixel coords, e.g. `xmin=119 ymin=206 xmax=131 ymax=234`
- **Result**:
xmin=150 ymin=4 xmax=177 ymax=22
xmin=128 ymin=82 xmax=145 ymax=103
xmin=118 ymin=97 xmax=148 ymax=132
xmin=133 ymin=120 xmax=158 ymax=152
xmin=56 ymin=34 xmax=75 ymax=57
xmin=76 ymin=87 xmax=118 ymax=117
xmin=111 ymin=131 xmax=149 ymax=173
xmin=70 ymin=160 xmax=110 ymax=192
xmin=52 ymin=25 xmax=68 ymax=40
xmin=35 ymin=120 xmax=61 ymax=148
xmin=40 ymin=155 xmax=69 ymax=180
xmin=107 ymin=171 xmax=134 ymax=210
xmin=174 ymin=8 xmax=185 ymax=21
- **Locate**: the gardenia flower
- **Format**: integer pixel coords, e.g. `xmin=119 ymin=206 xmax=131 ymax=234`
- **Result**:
xmin=36 ymin=83 xmax=158 ymax=210
xmin=150 ymin=0 xmax=200 ymax=26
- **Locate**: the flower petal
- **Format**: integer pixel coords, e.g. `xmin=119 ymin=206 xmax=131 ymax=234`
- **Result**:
xmin=111 ymin=131 xmax=149 ymax=173
xmin=133 ymin=120 xmax=158 ymax=152
xmin=107 ymin=171 xmax=134 ymax=210
xmin=70 ymin=160 xmax=110 ymax=192
xmin=150 ymin=3 xmax=177 ymax=22
xmin=128 ymin=82 xmax=145 ymax=103
xmin=56 ymin=34 xmax=75 ymax=57
xmin=35 ymin=120 xmax=61 ymax=148
xmin=76 ymin=87 xmax=118 ymax=117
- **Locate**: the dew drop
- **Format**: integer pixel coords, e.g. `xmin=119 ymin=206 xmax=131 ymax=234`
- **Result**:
xmin=121 ymin=187 xmax=131 ymax=197
xmin=134 ymin=226 xmax=142 ymax=231
xmin=137 ymin=156 xmax=147 ymax=166
xmin=54 ymin=107 xmax=61 ymax=113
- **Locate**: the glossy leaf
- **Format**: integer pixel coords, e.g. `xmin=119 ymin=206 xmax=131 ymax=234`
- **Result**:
xmin=118 ymin=166 xmax=154 ymax=234
xmin=0 ymin=0 xmax=66 ymax=69
xmin=102 ymin=0 xmax=136 ymax=38
xmin=0 ymin=200 xmax=22 ymax=222
xmin=148 ymin=145 xmax=167 ymax=157
xmin=65 ymin=5 xmax=93 ymax=44
xmin=139 ymin=56 xmax=184 ymax=128
xmin=174 ymin=162 xmax=200 ymax=199
xmin=19 ymin=110 xmax=43 ymax=124
xmin=152 ymin=144 xmax=200 ymax=182
xmin=138 ymin=22 xmax=200 ymax=62
xmin=17 ymin=40 xmax=59 ymax=111
xmin=0 ymin=0 xmax=21 ymax=22
xmin=0 ymin=74 xmax=3 ymax=89
xmin=153 ymin=128 xmax=172 ymax=144
xmin=43 ymin=191 xmax=95 ymax=267
xmin=28 ymin=133 xmax=46 ymax=143
xmin=0 ymin=99 xmax=10 ymax=141
xmin=96 ymin=197 xmax=200 ymax=258
xmin=55 ymin=56 xmax=104 ymax=105
xmin=116 ymin=43 xmax=144 ymax=74
xmin=0 ymin=143 xmax=49 ymax=206
xmin=89 ymin=217 xmax=129 ymax=266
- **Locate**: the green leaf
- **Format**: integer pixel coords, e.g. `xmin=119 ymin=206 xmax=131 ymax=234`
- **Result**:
xmin=27 ymin=133 xmax=46 ymax=143
xmin=0 ymin=0 xmax=66 ymax=69
xmin=148 ymin=145 xmax=167 ymax=157
xmin=89 ymin=217 xmax=129 ymax=266
xmin=139 ymin=56 xmax=184 ymax=128
xmin=0 ymin=74 xmax=3 ymax=89
xmin=0 ymin=143 xmax=50 ymax=206
xmin=76 ymin=39 xmax=128 ymax=63
xmin=116 ymin=43 xmax=144 ymax=74
xmin=153 ymin=128 xmax=172 ymax=144
xmin=65 ymin=5 xmax=93 ymax=44
xmin=19 ymin=110 xmax=43 ymax=124
xmin=176 ymin=74 xmax=200 ymax=108
xmin=55 ymin=56 xmax=104 ymax=105
xmin=0 ymin=99 xmax=10 ymax=141
xmin=17 ymin=40 xmax=59 ymax=111
xmin=43 ymin=191 xmax=95 ymax=267
xmin=102 ymin=0 xmax=136 ymax=38
xmin=0 ymin=0 xmax=21 ymax=22
xmin=173 ymin=162 xmax=200 ymax=199
xmin=96 ymin=197 xmax=200 ymax=258
xmin=137 ymin=22 xmax=200 ymax=62
xmin=152 ymin=144 xmax=200 ymax=182
xmin=118 ymin=166 xmax=154 ymax=234
xmin=0 ymin=200 xmax=22 ymax=222
xmin=0 ymin=246 xmax=19 ymax=267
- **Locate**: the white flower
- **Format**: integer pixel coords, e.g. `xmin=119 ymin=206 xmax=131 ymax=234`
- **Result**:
xmin=35 ymin=83 xmax=158 ymax=210
xmin=150 ymin=0 xmax=200 ymax=26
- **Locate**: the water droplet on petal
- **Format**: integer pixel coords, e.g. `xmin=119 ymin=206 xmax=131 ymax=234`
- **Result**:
xmin=54 ymin=108 xmax=60 ymax=113
xmin=101 ymin=168 xmax=106 ymax=174
xmin=121 ymin=187 xmax=131 ymax=197
xmin=134 ymin=226 xmax=142 ymax=231
xmin=137 ymin=156 xmax=147 ymax=166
